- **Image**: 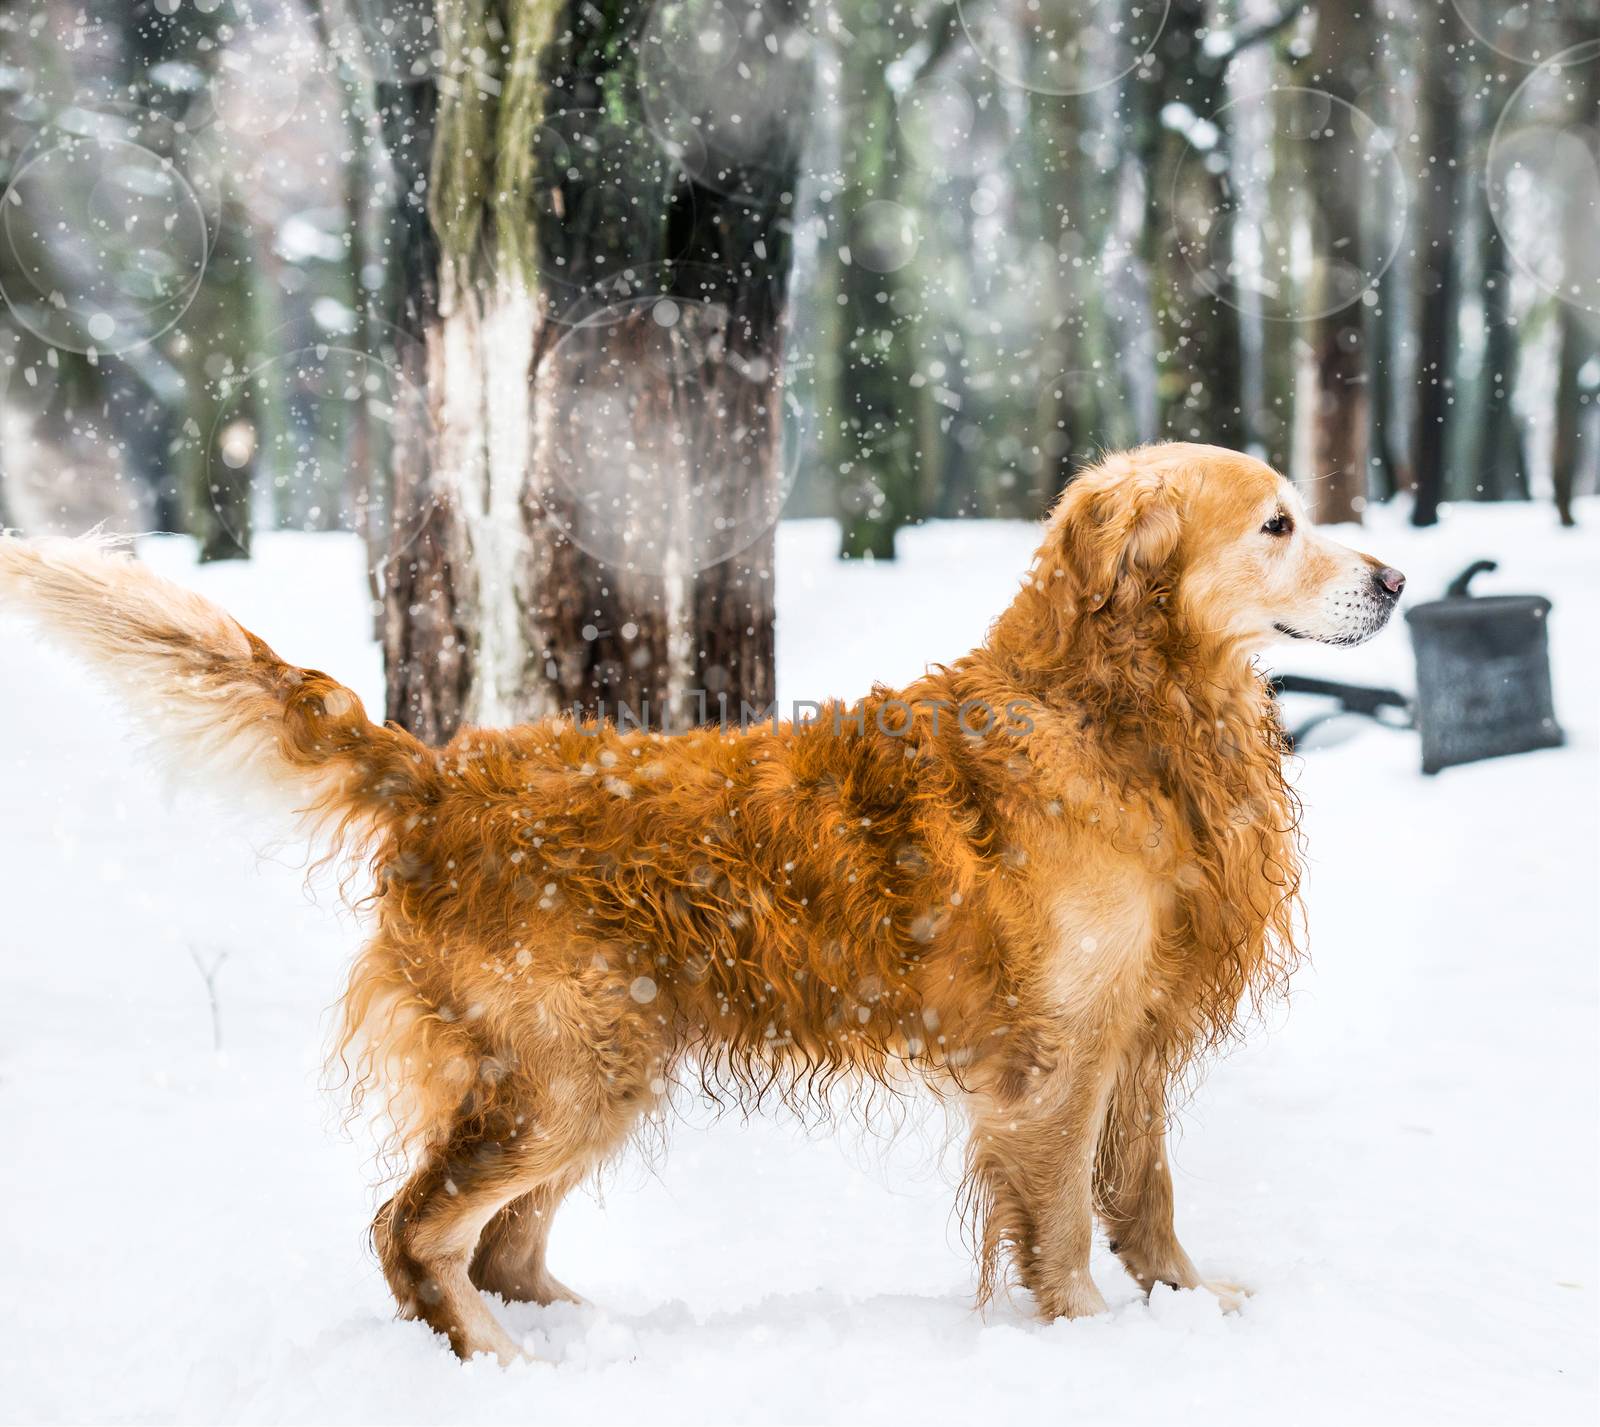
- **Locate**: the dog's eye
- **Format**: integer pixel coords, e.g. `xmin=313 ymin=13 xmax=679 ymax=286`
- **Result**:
xmin=1261 ymin=511 xmax=1294 ymax=538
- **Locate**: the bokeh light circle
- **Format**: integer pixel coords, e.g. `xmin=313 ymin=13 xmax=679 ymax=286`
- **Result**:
xmin=1487 ymin=41 xmax=1600 ymax=327
xmin=206 ymin=343 xmax=439 ymax=564
xmin=0 ymin=126 xmax=210 ymax=355
xmin=637 ymin=0 xmax=818 ymax=203
xmin=852 ymin=200 xmax=920 ymax=273
xmin=1172 ymin=86 xmax=1407 ymax=322
xmin=896 ymin=74 xmax=983 ymax=178
xmin=212 ymin=26 xmax=312 ymax=137
xmin=345 ymin=0 xmax=439 ymax=85
xmin=957 ymin=0 xmax=1169 ymax=97
xmin=533 ymin=270 xmax=807 ymax=576
xmin=1449 ymin=2 xmax=1569 ymax=65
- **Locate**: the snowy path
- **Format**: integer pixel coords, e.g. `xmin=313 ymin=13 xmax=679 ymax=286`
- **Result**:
xmin=1 ymin=508 xmax=1595 ymax=1424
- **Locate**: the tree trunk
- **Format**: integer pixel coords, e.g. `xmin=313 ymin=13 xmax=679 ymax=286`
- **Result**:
xmin=1138 ymin=0 xmax=1244 ymax=449
xmin=1367 ymin=257 xmax=1405 ymax=501
xmin=0 ymin=426 xmax=12 ymax=531
xmin=107 ymin=0 xmax=256 ymax=558
xmin=1250 ymin=54 xmax=1301 ymax=478
xmin=374 ymin=74 xmax=475 ymax=741
xmin=529 ymin=268 xmax=789 ymax=726
xmin=1033 ymin=86 xmax=1123 ymax=501
xmin=828 ymin=0 xmax=945 ymax=561
xmin=1548 ymin=15 xmax=1600 ymax=529
xmin=365 ymin=0 xmax=805 ymax=740
xmin=1256 ymin=299 xmax=1298 ymax=477
xmin=1476 ymin=198 xmax=1530 ymax=501
xmin=1308 ymin=319 xmax=1367 ymax=523
xmin=1410 ymin=0 xmax=1464 ymax=528
xmin=1303 ymin=0 xmax=1371 ymax=524
xmin=1551 ymin=307 xmax=1592 ymax=529
xmin=1365 ymin=13 xmax=1412 ymax=506
xmin=834 ymin=166 xmax=918 ymax=562
xmin=187 ymin=205 xmax=258 ymax=563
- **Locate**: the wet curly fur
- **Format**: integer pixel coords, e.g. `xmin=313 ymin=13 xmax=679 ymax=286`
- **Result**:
xmin=0 ymin=442 xmax=1405 ymax=1363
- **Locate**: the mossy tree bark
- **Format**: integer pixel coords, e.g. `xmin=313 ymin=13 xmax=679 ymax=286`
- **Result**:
xmin=366 ymin=0 xmax=805 ymax=739
xmin=826 ymin=0 xmax=953 ymax=562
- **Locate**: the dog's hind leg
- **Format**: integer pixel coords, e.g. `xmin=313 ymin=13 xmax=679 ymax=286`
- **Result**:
xmin=374 ymin=1113 xmax=556 ymax=1364
xmin=376 ymin=1103 xmax=634 ymax=1362
xmin=375 ymin=991 xmax=667 ymax=1361
xmin=470 ymin=1172 xmax=586 ymax=1306
xmin=1094 ymin=1061 xmax=1248 ymax=1312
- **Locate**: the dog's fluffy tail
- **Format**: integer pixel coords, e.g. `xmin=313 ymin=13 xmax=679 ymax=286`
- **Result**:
xmin=0 ymin=535 xmax=433 ymax=847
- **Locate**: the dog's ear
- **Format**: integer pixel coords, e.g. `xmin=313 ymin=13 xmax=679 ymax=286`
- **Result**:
xmin=1043 ymin=453 xmax=1183 ymax=614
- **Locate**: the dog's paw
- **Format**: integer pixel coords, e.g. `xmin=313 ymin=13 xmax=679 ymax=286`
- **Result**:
xmin=1198 ymin=1277 xmax=1252 ymax=1314
xmin=1044 ymin=1274 xmax=1111 ymax=1320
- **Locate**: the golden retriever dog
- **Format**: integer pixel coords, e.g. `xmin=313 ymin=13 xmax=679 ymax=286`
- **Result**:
xmin=0 ymin=442 xmax=1404 ymax=1363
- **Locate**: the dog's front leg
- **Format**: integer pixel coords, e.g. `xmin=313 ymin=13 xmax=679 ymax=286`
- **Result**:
xmin=1094 ymin=1059 xmax=1248 ymax=1312
xmin=967 ymin=1040 xmax=1121 ymax=1320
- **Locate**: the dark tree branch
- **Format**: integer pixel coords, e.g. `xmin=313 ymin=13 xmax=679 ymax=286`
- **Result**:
xmin=889 ymin=0 xmax=964 ymax=92
xmin=915 ymin=0 xmax=964 ymax=82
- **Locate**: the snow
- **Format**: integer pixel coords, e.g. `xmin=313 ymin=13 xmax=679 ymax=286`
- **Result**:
xmin=1 ymin=504 xmax=1596 ymax=1425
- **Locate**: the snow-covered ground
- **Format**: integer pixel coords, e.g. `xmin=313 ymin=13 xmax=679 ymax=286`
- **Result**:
xmin=1 ymin=503 xmax=1595 ymax=1425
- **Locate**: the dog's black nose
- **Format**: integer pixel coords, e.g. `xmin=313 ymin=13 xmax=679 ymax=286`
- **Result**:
xmin=1372 ymin=565 xmax=1406 ymax=598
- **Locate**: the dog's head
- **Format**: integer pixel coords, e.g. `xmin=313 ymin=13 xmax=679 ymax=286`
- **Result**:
xmin=1042 ymin=443 xmax=1405 ymax=651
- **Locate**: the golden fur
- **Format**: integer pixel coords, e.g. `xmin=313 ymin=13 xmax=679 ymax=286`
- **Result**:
xmin=0 ymin=442 xmax=1404 ymax=1362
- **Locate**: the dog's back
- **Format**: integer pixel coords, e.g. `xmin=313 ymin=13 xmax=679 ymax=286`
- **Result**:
xmin=349 ymin=681 xmax=1026 ymax=1123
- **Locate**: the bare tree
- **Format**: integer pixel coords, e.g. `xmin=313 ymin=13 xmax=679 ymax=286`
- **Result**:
xmin=822 ymin=0 xmax=957 ymax=560
xmin=1138 ymin=0 xmax=1310 ymax=454
xmin=1409 ymin=0 xmax=1465 ymax=528
xmin=1301 ymin=0 xmax=1374 ymax=523
xmin=1367 ymin=249 xmax=1408 ymax=500
xmin=1551 ymin=309 xmax=1595 ymax=529
xmin=1474 ymin=184 xmax=1531 ymax=502
xmin=1549 ymin=16 xmax=1600 ymax=528
xmin=1137 ymin=0 xmax=1245 ymax=449
xmin=0 ymin=427 xmax=12 ymax=531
